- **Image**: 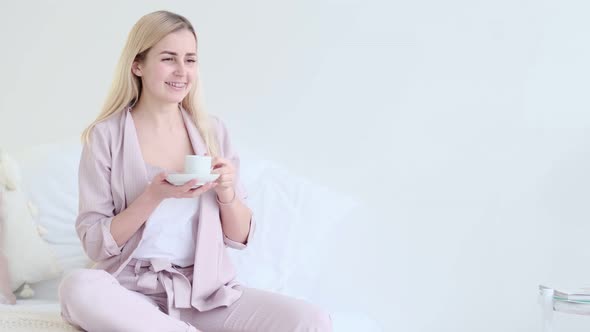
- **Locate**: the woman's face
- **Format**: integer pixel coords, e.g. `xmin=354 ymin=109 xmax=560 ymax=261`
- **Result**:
xmin=133 ymin=29 xmax=197 ymax=105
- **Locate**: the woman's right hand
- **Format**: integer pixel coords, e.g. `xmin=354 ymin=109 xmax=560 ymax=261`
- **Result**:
xmin=145 ymin=172 xmax=218 ymax=201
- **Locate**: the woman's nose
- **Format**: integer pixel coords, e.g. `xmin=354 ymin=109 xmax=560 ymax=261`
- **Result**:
xmin=174 ymin=63 xmax=186 ymax=76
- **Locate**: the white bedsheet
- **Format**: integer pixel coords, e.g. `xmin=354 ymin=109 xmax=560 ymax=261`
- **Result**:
xmin=0 ymin=299 xmax=382 ymax=332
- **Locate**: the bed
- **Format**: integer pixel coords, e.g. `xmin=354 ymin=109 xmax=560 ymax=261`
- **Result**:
xmin=0 ymin=141 xmax=383 ymax=332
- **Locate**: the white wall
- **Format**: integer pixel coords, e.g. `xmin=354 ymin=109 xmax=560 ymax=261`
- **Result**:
xmin=2 ymin=0 xmax=590 ymax=331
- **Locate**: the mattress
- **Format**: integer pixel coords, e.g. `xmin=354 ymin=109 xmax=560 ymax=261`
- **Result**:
xmin=0 ymin=299 xmax=382 ymax=332
xmin=0 ymin=300 xmax=79 ymax=332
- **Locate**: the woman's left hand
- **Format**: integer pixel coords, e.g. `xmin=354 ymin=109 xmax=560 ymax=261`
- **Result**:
xmin=211 ymin=156 xmax=236 ymax=199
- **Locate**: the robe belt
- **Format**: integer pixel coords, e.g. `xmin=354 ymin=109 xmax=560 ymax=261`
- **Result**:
xmin=131 ymin=258 xmax=193 ymax=318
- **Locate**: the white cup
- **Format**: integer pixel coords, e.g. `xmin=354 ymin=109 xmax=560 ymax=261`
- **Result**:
xmin=184 ymin=155 xmax=212 ymax=175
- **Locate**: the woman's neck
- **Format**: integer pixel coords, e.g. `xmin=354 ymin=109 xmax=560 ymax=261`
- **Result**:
xmin=131 ymin=96 xmax=183 ymax=131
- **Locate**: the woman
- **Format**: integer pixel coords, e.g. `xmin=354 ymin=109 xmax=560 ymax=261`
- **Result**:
xmin=58 ymin=10 xmax=332 ymax=332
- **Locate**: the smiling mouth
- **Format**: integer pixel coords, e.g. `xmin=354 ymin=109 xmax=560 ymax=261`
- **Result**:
xmin=166 ymin=82 xmax=187 ymax=89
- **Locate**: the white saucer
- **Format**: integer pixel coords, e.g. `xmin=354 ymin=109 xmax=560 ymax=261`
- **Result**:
xmin=166 ymin=173 xmax=220 ymax=188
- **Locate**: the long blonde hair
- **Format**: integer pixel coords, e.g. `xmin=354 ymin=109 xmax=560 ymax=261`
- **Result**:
xmin=81 ymin=10 xmax=219 ymax=156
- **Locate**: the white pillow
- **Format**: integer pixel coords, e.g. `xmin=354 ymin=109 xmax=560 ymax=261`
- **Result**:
xmin=0 ymin=150 xmax=61 ymax=292
xmin=15 ymin=142 xmax=88 ymax=273
xmin=229 ymin=156 xmax=360 ymax=297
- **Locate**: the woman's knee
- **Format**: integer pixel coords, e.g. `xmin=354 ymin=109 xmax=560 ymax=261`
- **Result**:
xmin=287 ymin=302 xmax=332 ymax=332
xmin=304 ymin=307 xmax=332 ymax=332
xmin=59 ymin=269 xmax=114 ymax=306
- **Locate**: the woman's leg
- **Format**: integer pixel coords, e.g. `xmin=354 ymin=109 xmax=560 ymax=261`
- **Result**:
xmin=180 ymin=287 xmax=332 ymax=332
xmin=58 ymin=269 xmax=198 ymax=332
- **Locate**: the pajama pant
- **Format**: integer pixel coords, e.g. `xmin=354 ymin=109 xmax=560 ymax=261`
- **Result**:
xmin=58 ymin=261 xmax=332 ymax=332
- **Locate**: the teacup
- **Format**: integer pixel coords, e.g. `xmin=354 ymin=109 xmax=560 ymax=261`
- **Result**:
xmin=185 ymin=155 xmax=212 ymax=175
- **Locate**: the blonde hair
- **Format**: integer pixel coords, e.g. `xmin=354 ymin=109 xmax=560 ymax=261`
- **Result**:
xmin=81 ymin=10 xmax=219 ymax=156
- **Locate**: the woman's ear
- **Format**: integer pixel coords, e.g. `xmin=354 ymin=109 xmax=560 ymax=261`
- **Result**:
xmin=132 ymin=62 xmax=142 ymax=77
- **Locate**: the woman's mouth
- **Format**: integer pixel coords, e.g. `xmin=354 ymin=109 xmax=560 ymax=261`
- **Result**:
xmin=165 ymin=82 xmax=187 ymax=90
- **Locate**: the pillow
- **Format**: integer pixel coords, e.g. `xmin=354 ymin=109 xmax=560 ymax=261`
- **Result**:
xmin=0 ymin=149 xmax=61 ymax=303
xmin=228 ymin=155 xmax=361 ymax=298
xmin=0 ymin=193 xmax=16 ymax=304
xmin=14 ymin=140 xmax=89 ymax=273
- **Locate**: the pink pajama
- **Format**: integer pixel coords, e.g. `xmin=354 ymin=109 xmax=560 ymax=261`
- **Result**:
xmin=58 ymin=264 xmax=332 ymax=332
xmin=66 ymin=109 xmax=331 ymax=331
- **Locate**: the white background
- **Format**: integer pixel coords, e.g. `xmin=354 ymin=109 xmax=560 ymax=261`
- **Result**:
xmin=2 ymin=1 xmax=590 ymax=331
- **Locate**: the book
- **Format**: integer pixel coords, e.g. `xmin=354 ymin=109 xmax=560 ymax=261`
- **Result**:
xmin=539 ymin=284 xmax=590 ymax=302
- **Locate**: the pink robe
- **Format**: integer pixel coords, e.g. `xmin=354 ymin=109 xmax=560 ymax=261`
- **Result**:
xmin=76 ymin=107 xmax=254 ymax=312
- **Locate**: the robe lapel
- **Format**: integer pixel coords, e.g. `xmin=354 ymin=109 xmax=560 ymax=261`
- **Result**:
xmin=111 ymin=108 xmax=150 ymax=277
xmin=122 ymin=108 xmax=149 ymax=207
xmin=180 ymin=108 xmax=226 ymax=308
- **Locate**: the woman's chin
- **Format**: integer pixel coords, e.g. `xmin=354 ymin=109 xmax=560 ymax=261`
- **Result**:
xmin=160 ymin=95 xmax=188 ymax=105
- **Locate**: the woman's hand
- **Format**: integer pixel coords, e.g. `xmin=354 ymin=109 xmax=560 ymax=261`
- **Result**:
xmin=146 ymin=172 xmax=218 ymax=201
xmin=211 ymin=157 xmax=236 ymax=202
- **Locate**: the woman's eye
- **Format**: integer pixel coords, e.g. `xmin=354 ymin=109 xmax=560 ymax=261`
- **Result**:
xmin=187 ymin=59 xmax=197 ymax=63
xmin=163 ymin=58 xmax=173 ymax=62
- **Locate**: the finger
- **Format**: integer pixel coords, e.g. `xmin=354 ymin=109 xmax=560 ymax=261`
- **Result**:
xmin=211 ymin=166 xmax=230 ymax=175
xmin=155 ymin=172 xmax=168 ymax=181
xmin=219 ymin=182 xmax=233 ymax=188
xmin=213 ymin=173 xmax=234 ymax=184
xmin=211 ymin=157 xmax=230 ymax=169
xmin=216 ymin=175 xmax=234 ymax=183
xmin=202 ymin=182 xmax=218 ymax=191
xmin=213 ymin=164 xmax=235 ymax=175
xmin=216 ymin=173 xmax=236 ymax=182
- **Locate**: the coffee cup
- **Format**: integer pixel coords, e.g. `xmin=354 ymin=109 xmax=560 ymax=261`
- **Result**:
xmin=184 ymin=155 xmax=212 ymax=175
